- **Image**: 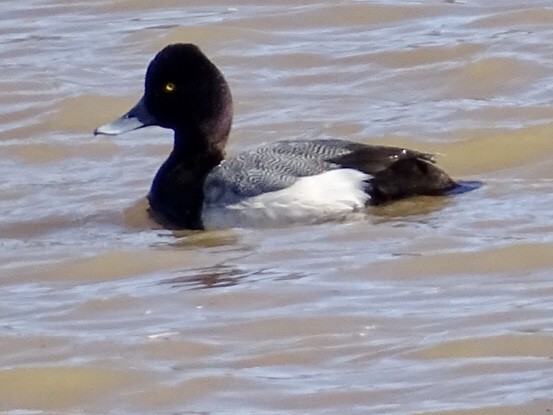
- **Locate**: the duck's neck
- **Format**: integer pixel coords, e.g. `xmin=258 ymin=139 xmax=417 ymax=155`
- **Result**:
xmin=148 ymin=129 xmax=225 ymax=230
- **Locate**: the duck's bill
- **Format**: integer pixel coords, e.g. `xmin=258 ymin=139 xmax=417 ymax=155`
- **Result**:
xmin=94 ymin=97 xmax=156 ymax=136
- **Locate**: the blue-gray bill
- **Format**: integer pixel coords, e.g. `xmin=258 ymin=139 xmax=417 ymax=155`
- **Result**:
xmin=94 ymin=97 xmax=154 ymax=136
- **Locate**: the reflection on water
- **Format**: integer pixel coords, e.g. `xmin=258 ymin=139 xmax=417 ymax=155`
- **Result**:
xmin=160 ymin=265 xmax=260 ymax=290
xmin=1 ymin=1 xmax=553 ymax=414
xmin=160 ymin=264 xmax=303 ymax=290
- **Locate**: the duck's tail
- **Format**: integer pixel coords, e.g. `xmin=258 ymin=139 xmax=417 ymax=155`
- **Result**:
xmin=366 ymin=157 xmax=482 ymax=205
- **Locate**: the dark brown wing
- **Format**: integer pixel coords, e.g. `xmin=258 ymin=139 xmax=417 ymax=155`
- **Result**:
xmin=328 ymin=143 xmax=457 ymax=204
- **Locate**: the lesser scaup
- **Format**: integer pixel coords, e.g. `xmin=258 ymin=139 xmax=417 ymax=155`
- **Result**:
xmin=95 ymin=43 xmax=478 ymax=230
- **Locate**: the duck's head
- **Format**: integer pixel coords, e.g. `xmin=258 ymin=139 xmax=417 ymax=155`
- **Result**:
xmin=95 ymin=44 xmax=233 ymax=153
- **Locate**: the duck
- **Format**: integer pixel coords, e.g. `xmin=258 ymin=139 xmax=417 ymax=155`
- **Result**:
xmin=95 ymin=43 xmax=479 ymax=230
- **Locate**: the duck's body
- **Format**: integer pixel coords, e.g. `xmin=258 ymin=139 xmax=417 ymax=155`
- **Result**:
xmin=95 ymin=44 xmax=476 ymax=230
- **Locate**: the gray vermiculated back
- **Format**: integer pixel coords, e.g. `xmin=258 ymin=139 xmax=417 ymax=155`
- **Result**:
xmin=203 ymin=139 xmax=356 ymax=205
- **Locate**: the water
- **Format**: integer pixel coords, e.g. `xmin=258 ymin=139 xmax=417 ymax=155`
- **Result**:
xmin=1 ymin=1 xmax=553 ymax=414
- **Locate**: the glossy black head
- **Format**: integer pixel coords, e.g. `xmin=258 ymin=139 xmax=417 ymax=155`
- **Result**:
xmin=144 ymin=44 xmax=231 ymax=133
xmin=95 ymin=44 xmax=233 ymax=153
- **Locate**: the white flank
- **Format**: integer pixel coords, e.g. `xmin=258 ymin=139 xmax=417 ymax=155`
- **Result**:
xmin=202 ymin=169 xmax=370 ymax=229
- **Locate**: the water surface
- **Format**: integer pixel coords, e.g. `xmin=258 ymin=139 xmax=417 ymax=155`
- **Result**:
xmin=1 ymin=1 xmax=553 ymax=414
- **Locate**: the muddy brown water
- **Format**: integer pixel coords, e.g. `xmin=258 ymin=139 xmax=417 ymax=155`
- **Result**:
xmin=1 ymin=1 xmax=553 ymax=414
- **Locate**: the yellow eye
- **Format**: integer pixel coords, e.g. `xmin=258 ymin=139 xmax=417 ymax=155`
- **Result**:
xmin=164 ymin=82 xmax=176 ymax=93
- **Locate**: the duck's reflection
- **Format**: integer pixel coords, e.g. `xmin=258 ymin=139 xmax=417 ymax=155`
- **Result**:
xmin=159 ymin=265 xmax=288 ymax=290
